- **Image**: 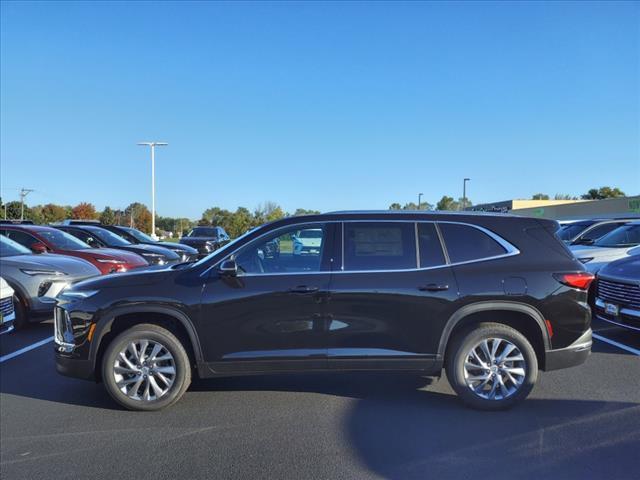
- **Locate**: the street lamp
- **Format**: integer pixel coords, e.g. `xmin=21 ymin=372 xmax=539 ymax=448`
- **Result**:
xmin=418 ymin=193 xmax=424 ymax=210
xmin=137 ymin=142 xmax=168 ymax=239
xmin=462 ymin=178 xmax=471 ymax=211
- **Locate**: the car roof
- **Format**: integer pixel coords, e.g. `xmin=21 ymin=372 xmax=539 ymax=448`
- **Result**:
xmin=1 ymin=224 xmax=59 ymax=232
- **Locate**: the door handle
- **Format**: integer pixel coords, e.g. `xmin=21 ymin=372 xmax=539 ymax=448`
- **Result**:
xmin=419 ymin=284 xmax=449 ymax=292
xmin=288 ymin=286 xmax=320 ymax=294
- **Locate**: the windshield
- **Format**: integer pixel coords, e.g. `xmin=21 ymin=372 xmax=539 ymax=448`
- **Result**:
xmin=557 ymin=222 xmax=594 ymax=241
xmin=124 ymin=228 xmax=155 ymax=243
xmin=86 ymin=227 xmax=131 ymax=246
xmin=187 ymin=228 xmax=218 ymax=237
xmin=593 ymin=224 xmax=640 ymax=248
xmin=0 ymin=235 xmax=31 ymax=257
xmin=39 ymin=229 xmax=91 ymax=250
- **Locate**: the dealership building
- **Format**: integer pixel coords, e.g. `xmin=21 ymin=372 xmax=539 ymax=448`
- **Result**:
xmin=469 ymin=196 xmax=640 ymax=220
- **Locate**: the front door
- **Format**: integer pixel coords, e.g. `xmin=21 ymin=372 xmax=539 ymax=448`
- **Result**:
xmin=199 ymin=222 xmax=336 ymax=373
xmin=327 ymin=221 xmax=458 ymax=370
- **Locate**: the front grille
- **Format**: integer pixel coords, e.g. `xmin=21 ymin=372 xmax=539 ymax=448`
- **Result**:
xmin=0 ymin=296 xmax=14 ymax=316
xmin=598 ymin=278 xmax=640 ymax=309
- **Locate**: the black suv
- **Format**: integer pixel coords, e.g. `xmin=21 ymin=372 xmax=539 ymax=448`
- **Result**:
xmin=179 ymin=226 xmax=230 ymax=258
xmin=55 ymin=211 xmax=593 ymax=411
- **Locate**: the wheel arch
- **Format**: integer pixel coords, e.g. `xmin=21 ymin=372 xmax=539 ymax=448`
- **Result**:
xmin=90 ymin=304 xmax=203 ymax=378
xmin=438 ymin=301 xmax=551 ymax=360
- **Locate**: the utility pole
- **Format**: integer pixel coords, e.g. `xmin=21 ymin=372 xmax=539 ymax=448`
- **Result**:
xmin=418 ymin=193 xmax=424 ymax=210
xmin=462 ymin=178 xmax=470 ymax=211
xmin=19 ymin=188 xmax=34 ymax=220
xmin=137 ymin=142 xmax=168 ymax=239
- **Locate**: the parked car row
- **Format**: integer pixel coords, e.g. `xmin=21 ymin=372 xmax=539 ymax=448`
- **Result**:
xmin=559 ymin=218 xmax=640 ymax=334
xmin=0 ymin=220 xmax=229 ymax=329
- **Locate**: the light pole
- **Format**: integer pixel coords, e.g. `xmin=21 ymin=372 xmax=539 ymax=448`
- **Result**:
xmin=462 ymin=178 xmax=470 ymax=211
xmin=418 ymin=193 xmax=424 ymax=210
xmin=20 ymin=188 xmax=34 ymax=220
xmin=137 ymin=142 xmax=168 ymax=239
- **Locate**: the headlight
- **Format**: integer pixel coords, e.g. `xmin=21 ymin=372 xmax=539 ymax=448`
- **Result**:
xmin=21 ymin=269 xmax=66 ymax=276
xmin=141 ymin=253 xmax=162 ymax=258
xmin=578 ymin=257 xmax=594 ymax=264
xmin=59 ymin=290 xmax=99 ymax=299
xmin=96 ymin=259 xmax=125 ymax=264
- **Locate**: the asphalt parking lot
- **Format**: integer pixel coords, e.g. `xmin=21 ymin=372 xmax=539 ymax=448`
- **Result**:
xmin=1 ymin=318 xmax=639 ymax=480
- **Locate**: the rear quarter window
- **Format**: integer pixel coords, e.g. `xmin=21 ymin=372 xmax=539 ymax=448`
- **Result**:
xmin=439 ymin=223 xmax=507 ymax=263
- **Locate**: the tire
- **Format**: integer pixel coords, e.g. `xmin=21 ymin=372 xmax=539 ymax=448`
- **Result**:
xmin=101 ymin=323 xmax=192 ymax=411
xmin=445 ymin=322 xmax=538 ymax=411
xmin=12 ymin=295 xmax=29 ymax=330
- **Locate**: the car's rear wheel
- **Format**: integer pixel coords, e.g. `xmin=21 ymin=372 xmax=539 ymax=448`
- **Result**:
xmin=102 ymin=324 xmax=191 ymax=411
xmin=445 ymin=322 xmax=538 ymax=410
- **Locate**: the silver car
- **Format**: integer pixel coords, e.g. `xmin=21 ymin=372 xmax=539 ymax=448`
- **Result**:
xmin=0 ymin=235 xmax=100 ymax=328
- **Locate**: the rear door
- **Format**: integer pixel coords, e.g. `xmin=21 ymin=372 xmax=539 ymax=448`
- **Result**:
xmin=326 ymin=221 xmax=458 ymax=370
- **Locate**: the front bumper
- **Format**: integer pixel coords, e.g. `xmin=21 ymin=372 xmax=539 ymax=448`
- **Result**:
xmin=543 ymin=328 xmax=592 ymax=371
xmin=594 ymin=298 xmax=640 ymax=332
xmin=55 ymin=351 xmax=94 ymax=380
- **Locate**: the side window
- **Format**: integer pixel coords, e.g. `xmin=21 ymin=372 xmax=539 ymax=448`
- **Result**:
xmin=235 ymin=224 xmax=326 ymax=275
xmin=580 ymin=223 xmax=621 ymax=241
xmin=344 ymin=222 xmax=416 ymax=271
xmin=4 ymin=230 xmax=39 ymax=249
xmin=417 ymin=223 xmax=446 ymax=267
xmin=66 ymin=229 xmax=94 ymax=246
xmin=439 ymin=223 xmax=507 ymax=263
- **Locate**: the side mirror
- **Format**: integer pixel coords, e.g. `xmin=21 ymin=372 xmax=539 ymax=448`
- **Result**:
xmin=575 ymin=238 xmax=595 ymax=246
xmin=219 ymin=258 xmax=238 ymax=276
xmin=31 ymin=242 xmax=48 ymax=254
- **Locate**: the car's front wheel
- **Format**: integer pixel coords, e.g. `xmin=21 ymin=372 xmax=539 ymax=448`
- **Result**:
xmin=445 ymin=322 xmax=538 ymax=410
xmin=102 ymin=324 xmax=191 ymax=411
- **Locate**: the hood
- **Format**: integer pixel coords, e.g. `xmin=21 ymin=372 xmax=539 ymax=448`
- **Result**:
xmin=123 ymin=244 xmax=180 ymax=259
xmin=1 ymin=253 xmax=100 ymax=277
xmin=70 ymin=265 xmax=174 ymax=290
xmin=155 ymin=242 xmax=198 ymax=254
xmin=599 ymin=256 xmax=640 ymax=285
xmin=570 ymin=245 xmax=635 ymax=261
xmin=180 ymin=236 xmax=215 ymax=244
xmin=71 ymin=247 xmax=146 ymax=265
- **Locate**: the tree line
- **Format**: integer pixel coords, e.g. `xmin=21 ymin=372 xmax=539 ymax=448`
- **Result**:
xmin=0 ymin=186 xmax=628 ymax=238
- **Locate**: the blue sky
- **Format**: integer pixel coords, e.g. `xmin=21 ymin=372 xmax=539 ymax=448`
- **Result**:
xmin=1 ymin=1 xmax=638 ymax=218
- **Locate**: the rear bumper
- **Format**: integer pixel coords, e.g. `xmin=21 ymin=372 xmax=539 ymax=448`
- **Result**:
xmin=543 ymin=328 xmax=592 ymax=371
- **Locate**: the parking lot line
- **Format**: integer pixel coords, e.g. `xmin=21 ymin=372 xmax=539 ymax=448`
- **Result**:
xmin=0 ymin=336 xmax=54 ymax=364
xmin=593 ymin=333 xmax=640 ymax=356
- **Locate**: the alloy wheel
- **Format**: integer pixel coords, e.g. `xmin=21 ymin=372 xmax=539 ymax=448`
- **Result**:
xmin=113 ymin=339 xmax=176 ymax=402
xmin=463 ymin=337 xmax=527 ymax=401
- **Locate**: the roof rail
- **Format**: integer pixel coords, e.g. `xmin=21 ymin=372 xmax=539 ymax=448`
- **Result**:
xmin=60 ymin=219 xmax=101 ymax=226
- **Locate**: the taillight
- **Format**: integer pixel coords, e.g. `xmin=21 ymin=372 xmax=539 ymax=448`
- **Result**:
xmin=553 ymin=272 xmax=595 ymax=290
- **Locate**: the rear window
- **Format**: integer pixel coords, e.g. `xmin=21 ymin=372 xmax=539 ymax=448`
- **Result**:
xmin=344 ymin=222 xmax=416 ymax=271
xmin=439 ymin=223 xmax=507 ymax=263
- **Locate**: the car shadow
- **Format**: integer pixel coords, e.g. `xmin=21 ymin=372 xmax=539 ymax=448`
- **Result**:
xmin=193 ymin=372 xmax=640 ymax=479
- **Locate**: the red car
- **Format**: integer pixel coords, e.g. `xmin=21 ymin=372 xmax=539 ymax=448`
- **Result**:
xmin=0 ymin=224 xmax=148 ymax=274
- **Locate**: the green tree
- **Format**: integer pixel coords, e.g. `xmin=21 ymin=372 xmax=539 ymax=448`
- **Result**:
xmin=531 ymin=193 xmax=550 ymax=200
xmin=388 ymin=203 xmax=402 ymax=210
xmin=581 ymin=186 xmax=626 ymax=200
xmin=99 ymin=206 xmax=116 ymax=225
xmin=5 ymin=201 xmax=26 ymax=220
xmin=292 ymin=208 xmax=321 ymax=216
xmin=124 ymin=202 xmax=152 ymax=233
xmin=554 ymin=194 xmax=577 ymax=200
xmin=436 ymin=196 xmax=458 ymax=211
xmin=226 ymin=207 xmax=253 ymax=237
xmin=40 ymin=203 xmax=68 ymax=223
